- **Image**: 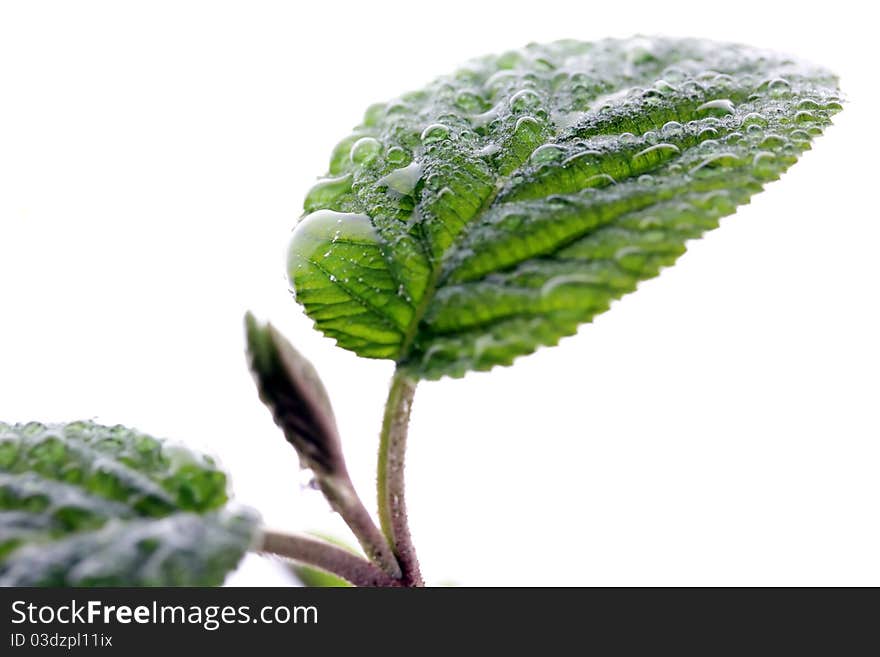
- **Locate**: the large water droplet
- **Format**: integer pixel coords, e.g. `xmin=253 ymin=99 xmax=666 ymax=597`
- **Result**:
xmin=363 ymin=103 xmax=386 ymax=127
xmin=349 ymin=137 xmax=381 ymax=165
xmin=795 ymin=110 xmax=817 ymax=124
xmin=530 ymin=144 xmax=565 ymax=165
xmin=631 ymin=143 xmax=680 ymax=169
xmin=385 ymin=146 xmax=410 ymax=165
xmin=516 ymin=114 xmax=541 ymax=129
xmin=740 ymin=112 xmax=767 ymax=128
xmin=654 ymin=79 xmax=678 ymax=94
xmin=697 ymin=98 xmax=735 ymax=116
xmin=379 ymin=162 xmax=423 ymax=196
xmin=764 ymin=78 xmax=792 ymax=97
xmin=421 ymin=123 xmax=450 ymax=144
xmin=660 ymin=121 xmax=683 ymax=137
xmin=690 ymin=152 xmax=741 ymax=174
xmin=303 ymin=174 xmax=352 ymax=212
xmin=698 ymin=126 xmax=720 ymax=140
xmin=759 ymin=134 xmax=786 ymax=149
xmin=289 ymin=210 xmax=379 ymax=273
xmin=485 ymin=70 xmax=517 ymax=94
xmin=384 ymin=101 xmax=410 ymax=117
xmin=509 ymin=89 xmax=541 ymax=113
xmin=752 ymin=151 xmax=777 ymax=172
xmin=471 ymin=103 xmax=503 ymax=130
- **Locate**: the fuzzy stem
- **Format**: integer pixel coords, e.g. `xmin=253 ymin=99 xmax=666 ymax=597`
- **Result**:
xmin=317 ymin=475 xmax=401 ymax=579
xmin=377 ymin=369 xmax=422 ymax=586
xmin=258 ymin=529 xmax=401 ymax=587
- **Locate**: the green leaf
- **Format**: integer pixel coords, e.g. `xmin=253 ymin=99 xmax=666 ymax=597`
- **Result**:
xmin=0 ymin=421 xmax=258 ymax=586
xmin=289 ymin=37 xmax=842 ymax=379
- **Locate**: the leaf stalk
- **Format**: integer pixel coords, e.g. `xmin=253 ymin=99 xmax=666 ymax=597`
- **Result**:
xmin=377 ymin=369 xmax=422 ymax=586
xmin=258 ymin=529 xmax=401 ymax=587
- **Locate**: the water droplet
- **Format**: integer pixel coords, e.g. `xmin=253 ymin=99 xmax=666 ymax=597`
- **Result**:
xmin=794 ymin=110 xmax=816 ymax=123
xmin=697 ymin=99 xmax=736 ymax=116
xmin=540 ymin=273 xmax=600 ymax=296
xmin=680 ymin=80 xmax=705 ymax=95
xmin=698 ymin=127 xmax=720 ymax=140
xmin=759 ymin=134 xmax=786 ymax=149
xmin=471 ymin=101 xmax=504 ymax=130
xmin=420 ymin=123 xmax=449 ymax=144
xmin=514 ymin=116 xmax=541 ymax=134
xmin=654 ymin=79 xmax=678 ymax=94
xmin=631 ymin=143 xmax=680 ymax=169
xmin=614 ymin=246 xmax=647 ymax=270
xmin=509 ymin=89 xmax=541 ymax=113
xmin=485 ymin=70 xmax=517 ymax=94
xmin=424 ymin=173 xmax=442 ymax=191
xmin=454 ymin=68 xmax=479 ymax=83
xmin=349 ymin=137 xmax=381 ymax=165
xmin=455 ymin=91 xmax=484 ymax=113
xmin=690 ymin=152 xmax=741 ymax=174
xmin=479 ymin=143 xmax=501 ymax=158
xmin=328 ymin=134 xmax=362 ymax=174
xmin=797 ymin=99 xmax=821 ymax=110
xmin=386 ymin=146 xmax=409 ymax=165
xmin=661 ymin=66 xmax=687 ymax=83
xmin=764 ymin=77 xmax=792 ymax=97
xmin=724 ymin=132 xmax=744 ymax=144
xmin=363 ymin=103 xmax=386 ymax=127
xmin=530 ymin=144 xmax=565 ymax=165
xmin=583 ymin=173 xmax=616 ymax=187
xmin=743 ymin=125 xmax=763 ymax=139
xmin=532 ymin=56 xmax=556 ymax=72
xmin=740 ymin=112 xmax=767 ymax=128
xmin=752 ymin=151 xmax=776 ymax=169
xmin=378 ymin=162 xmax=423 ymax=196
xmin=303 ymin=174 xmax=352 ymax=212
xmin=289 ymin=210 xmax=379 ymax=273
xmin=661 ymin=121 xmax=683 ymax=136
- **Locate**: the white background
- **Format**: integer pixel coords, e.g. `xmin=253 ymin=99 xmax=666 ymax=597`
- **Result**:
xmin=1 ymin=1 xmax=877 ymax=586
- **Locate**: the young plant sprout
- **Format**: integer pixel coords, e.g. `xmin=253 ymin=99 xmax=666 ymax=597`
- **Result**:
xmin=0 ymin=37 xmax=841 ymax=586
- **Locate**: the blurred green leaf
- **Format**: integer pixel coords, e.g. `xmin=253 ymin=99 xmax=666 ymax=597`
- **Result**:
xmin=0 ymin=421 xmax=258 ymax=586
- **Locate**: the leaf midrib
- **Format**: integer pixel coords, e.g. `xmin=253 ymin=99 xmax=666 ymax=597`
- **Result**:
xmin=395 ymin=175 xmax=510 ymax=363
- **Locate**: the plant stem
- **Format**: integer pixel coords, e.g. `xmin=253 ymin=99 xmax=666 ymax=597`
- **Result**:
xmin=258 ymin=529 xmax=401 ymax=587
xmin=317 ymin=475 xmax=401 ymax=579
xmin=377 ymin=369 xmax=422 ymax=586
